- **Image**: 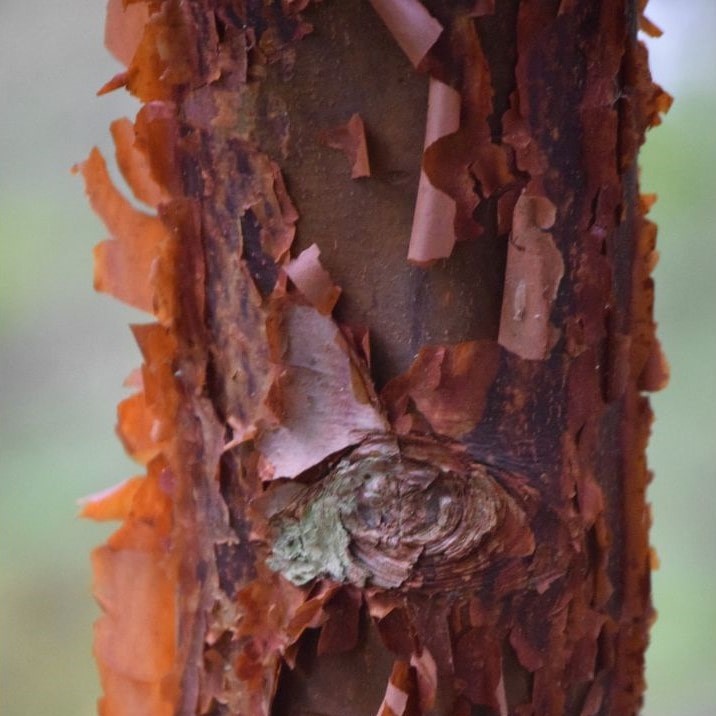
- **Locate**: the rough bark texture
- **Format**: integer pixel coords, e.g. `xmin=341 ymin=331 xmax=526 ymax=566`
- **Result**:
xmin=80 ymin=1 xmax=670 ymax=715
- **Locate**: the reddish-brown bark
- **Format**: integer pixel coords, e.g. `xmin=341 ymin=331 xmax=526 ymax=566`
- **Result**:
xmin=80 ymin=1 xmax=669 ymax=714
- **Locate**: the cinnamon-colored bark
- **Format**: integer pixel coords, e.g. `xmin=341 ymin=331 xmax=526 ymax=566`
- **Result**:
xmin=80 ymin=1 xmax=669 ymax=715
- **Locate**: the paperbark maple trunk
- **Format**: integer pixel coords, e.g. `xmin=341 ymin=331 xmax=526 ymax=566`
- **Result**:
xmin=80 ymin=1 xmax=670 ymax=715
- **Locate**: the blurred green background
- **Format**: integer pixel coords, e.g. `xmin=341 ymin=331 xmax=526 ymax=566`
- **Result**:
xmin=0 ymin=1 xmax=713 ymax=714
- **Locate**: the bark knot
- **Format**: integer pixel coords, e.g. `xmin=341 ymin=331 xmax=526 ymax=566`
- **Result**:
xmin=265 ymin=434 xmax=532 ymax=590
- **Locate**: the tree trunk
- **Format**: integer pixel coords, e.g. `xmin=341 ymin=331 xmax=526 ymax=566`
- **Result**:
xmin=79 ymin=1 xmax=670 ymax=715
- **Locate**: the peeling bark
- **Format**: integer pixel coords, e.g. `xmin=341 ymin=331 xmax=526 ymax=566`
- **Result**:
xmin=80 ymin=1 xmax=669 ymax=715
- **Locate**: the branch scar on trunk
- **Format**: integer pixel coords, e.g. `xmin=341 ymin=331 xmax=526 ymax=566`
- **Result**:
xmin=264 ymin=434 xmax=533 ymax=590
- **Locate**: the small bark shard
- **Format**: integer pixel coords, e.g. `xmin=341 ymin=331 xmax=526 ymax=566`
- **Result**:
xmin=78 ymin=476 xmax=144 ymax=522
xmin=382 ymin=341 xmax=500 ymax=438
xmin=638 ymin=337 xmax=670 ymax=392
xmin=284 ymin=243 xmax=342 ymax=315
xmin=508 ymin=626 xmax=545 ymax=672
xmin=317 ymin=586 xmax=363 ymax=655
xmin=231 ymin=568 xmax=319 ymax=713
xmin=257 ymin=161 xmax=300 ymax=262
xmin=498 ymin=193 xmax=564 ymax=360
xmin=111 ymin=117 xmax=169 ymax=209
xmin=639 ymin=13 xmax=663 ymax=38
xmin=367 ymin=0 xmax=443 ymax=68
xmin=116 ymin=391 xmax=164 ymax=464
xmin=320 ymin=113 xmax=371 ymax=179
xmin=408 ymin=78 xmax=461 ymax=264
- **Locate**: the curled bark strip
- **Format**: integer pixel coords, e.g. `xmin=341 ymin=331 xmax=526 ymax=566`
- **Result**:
xmin=266 ymin=434 xmax=533 ymax=590
xmin=367 ymin=0 xmax=443 ymax=68
xmin=418 ymin=17 xmax=509 ymax=251
xmin=408 ymin=78 xmax=461 ymax=264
